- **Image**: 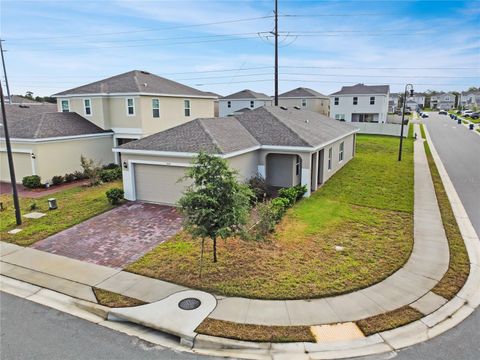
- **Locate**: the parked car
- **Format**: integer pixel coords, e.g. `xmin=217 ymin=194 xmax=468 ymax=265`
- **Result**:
xmin=404 ymin=110 xmax=412 ymax=115
xmin=439 ymin=110 xmax=447 ymax=115
xmin=421 ymin=113 xmax=429 ymax=118
xmin=470 ymin=112 xmax=480 ymax=119
xmin=462 ymin=110 xmax=474 ymax=116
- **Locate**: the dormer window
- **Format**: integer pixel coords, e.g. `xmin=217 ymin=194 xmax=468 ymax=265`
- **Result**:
xmin=61 ymin=100 xmax=69 ymax=112
xmin=84 ymin=99 xmax=92 ymax=116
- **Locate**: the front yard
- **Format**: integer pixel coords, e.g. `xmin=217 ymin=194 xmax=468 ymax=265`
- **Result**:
xmin=127 ymin=135 xmax=414 ymax=300
xmin=0 ymin=181 xmax=122 ymax=246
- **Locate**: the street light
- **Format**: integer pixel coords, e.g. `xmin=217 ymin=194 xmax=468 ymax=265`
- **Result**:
xmin=398 ymin=84 xmax=414 ymax=161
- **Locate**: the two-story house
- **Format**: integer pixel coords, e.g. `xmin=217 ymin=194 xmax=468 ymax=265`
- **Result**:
xmin=329 ymin=84 xmax=390 ymax=123
xmin=53 ymin=70 xmax=217 ymax=162
xmin=389 ymin=93 xmax=400 ymax=113
xmin=218 ymin=90 xmax=272 ymax=117
xmin=430 ymin=93 xmax=456 ymax=110
xmin=278 ymin=87 xmax=330 ymax=116
xmin=460 ymin=91 xmax=480 ymax=110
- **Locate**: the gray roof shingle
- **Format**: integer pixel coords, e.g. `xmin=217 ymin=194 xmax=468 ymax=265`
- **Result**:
xmin=222 ymin=89 xmax=271 ymax=100
xmin=331 ymin=83 xmax=390 ymax=96
xmin=119 ymin=106 xmax=357 ymax=154
xmin=279 ymin=87 xmax=327 ymax=98
xmin=0 ymin=104 xmax=111 ymax=139
xmin=53 ymin=70 xmax=216 ymax=97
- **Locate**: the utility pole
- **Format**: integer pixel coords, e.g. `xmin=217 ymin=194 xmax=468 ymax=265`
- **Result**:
xmin=0 ymin=85 xmax=21 ymax=225
xmin=399 ymin=84 xmax=414 ymax=162
xmin=0 ymin=40 xmax=12 ymax=104
xmin=274 ymin=0 xmax=279 ymax=106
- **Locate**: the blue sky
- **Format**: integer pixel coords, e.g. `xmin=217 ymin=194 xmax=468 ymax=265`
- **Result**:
xmin=1 ymin=0 xmax=479 ymax=97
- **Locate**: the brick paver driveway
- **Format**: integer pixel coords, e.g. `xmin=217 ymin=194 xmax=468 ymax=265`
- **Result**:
xmin=32 ymin=202 xmax=182 ymax=269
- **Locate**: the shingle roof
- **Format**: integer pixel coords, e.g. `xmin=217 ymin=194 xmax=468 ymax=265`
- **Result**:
xmin=119 ymin=106 xmax=357 ymax=154
xmin=221 ymin=89 xmax=271 ymax=100
xmin=0 ymin=104 xmax=111 ymax=139
xmin=330 ymin=83 xmax=390 ymax=96
xmin=53 ymin=70 xmax=216 ymax=97
xmin=4 ymin=95 xmax=42 ymax=104
xmin=279 ymin=87 xmax=327 ymax=98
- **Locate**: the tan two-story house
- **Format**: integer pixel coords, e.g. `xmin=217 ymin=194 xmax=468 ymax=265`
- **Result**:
xmin=53 ymin=70 xmax=217 ymax=163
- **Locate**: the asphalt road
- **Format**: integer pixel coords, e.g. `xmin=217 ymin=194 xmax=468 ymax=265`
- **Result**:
xmin=0 ymin=292 xmax=220 ymax=360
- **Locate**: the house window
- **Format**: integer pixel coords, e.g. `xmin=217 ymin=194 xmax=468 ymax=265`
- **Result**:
xmin=301 ymin=99 xmax=307 ymax=107
xmin=353 ymin=97 xmax=358 ymax=105
xmin=295 ymin=155 xmax=301 ymax=176
xmin=250 ymin=100 xmax=255 ymax=108
xmin=152 ymin=99 xmax=160 ymax=118
xmin=445 ymin=96 xmax=450 ymax=101
xmin=370 ymin=96 xmax=375 ymax=105
xmin=334 ymin=97 xmax=339 ymax=105
xmin=126 ymin=98 xmax=135 ymax=115
xmin=227 ymin=101 xmax=231 ymax=108
xmin=83 ymin=99 xmax=91 ymax=115
xmin=335 ymin=114 xmax=345 ymax=121
xmin=339 ymin=142 xmax=344 ymax=162
xmin=328 ymin=148 xmax=332 ymax=171
xmin=184 ymin=99 xmax=191 ymax=116
xmin=61 ymin=100 xmax=69 ymax=112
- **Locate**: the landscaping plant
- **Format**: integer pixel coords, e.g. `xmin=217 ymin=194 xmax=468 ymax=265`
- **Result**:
xmin=178 ymin=152 xmax=253 ymax=265
xmin=80 ymin=155 xmax=102 ymax=186
xmin=64 ymin=173 xmax=76 ymax=183
xmin=247 ymin=173 xmax=269 ymax=203
xmin=22 ymin=175 xmax=42 ymax=189
xmin=105 ymin=188 xmax=124 ymax=205
xmin=100 ymin=167 xmax=122 ymax=183
xmin=51 ymin=175 xmax=64 ymax=186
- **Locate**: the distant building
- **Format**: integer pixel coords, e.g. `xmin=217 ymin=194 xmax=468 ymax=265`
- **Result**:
xmin=218 ymin=90 xmax=272 ymax=117
xmin=278 ymin=87 xmax=330 ymax=116
xmin=389 ymin=93 xmax=400 ymax=113
xmin=430 ymin=93 xmax=456 ymax=110
xmin=329 ymin=83 xmax=390 ymax=123
xmin=460 ymin=91 xmax=480 ymax=110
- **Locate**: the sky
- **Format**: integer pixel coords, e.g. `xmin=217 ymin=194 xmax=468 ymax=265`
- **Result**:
xmin=1 ymin=0 xmax=479 ymax=97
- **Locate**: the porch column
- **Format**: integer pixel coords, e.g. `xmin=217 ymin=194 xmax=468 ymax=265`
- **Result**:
xmin=299 ymin=153 xmax=312 ymax=197
xmin=310 ymin=152 xmax=318 ymax=192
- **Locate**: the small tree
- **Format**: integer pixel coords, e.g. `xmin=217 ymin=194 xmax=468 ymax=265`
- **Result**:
xmin=178 ymin=152 xmax=252 ymax=266
xmin=80 ymin=155 xmax=102 ymax=186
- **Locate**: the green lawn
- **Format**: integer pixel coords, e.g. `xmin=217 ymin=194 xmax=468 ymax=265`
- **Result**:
xmin=0 ymin=181 xmax=122 ymax=246
xmin=127 ymin=135 xmax=414 ymax=299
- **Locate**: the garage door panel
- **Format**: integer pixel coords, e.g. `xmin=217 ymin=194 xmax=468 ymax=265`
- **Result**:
xmin=134 ymin=164 xmax=189 ymax=205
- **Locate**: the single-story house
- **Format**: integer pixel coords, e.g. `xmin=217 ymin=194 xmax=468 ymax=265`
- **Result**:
xmin=115 ymin=106 xmax=358 ymax=205
xmin=0 ymin=104 xmax=113 ymax=183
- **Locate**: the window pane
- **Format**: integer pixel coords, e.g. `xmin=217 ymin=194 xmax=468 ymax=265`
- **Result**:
xmin=61 ymin=100 xmax=69 ymax=112
xmin=127 ymin=99 xmax=133 ymax=106
xmin=152 ymin=99 xmax=159 ymax=108
xmin=153 ymin=109 xmax=160 ymax=118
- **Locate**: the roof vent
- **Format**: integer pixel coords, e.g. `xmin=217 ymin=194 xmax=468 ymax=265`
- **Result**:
xmin=143 ymin=83 xmax=148 ymax=87
xmin=305 ymin=119 xmax=309 ymax=124
xmin=140 ymin=71 xmax=150 ymax=75
xmin=19 ymin=105 xmax=30 ymax=108
xmin=280 ymin=106 xmax=288 ymax=110
xmin=294 ymin=106 xmax=301 ymax=110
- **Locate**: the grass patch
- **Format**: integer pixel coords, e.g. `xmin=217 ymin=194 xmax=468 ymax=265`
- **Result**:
xmin=420 ymin=124 xmax=426 ymax=139
xmin=127 ymin=136 xmax=414 ymax=300
xmin=423 ymin=141 xmax=470 ymax=299
xmin=0 ymin=181 xmax=122 ymax=246
xmin=356 ymin=306 xmax=423 ymax=336
xmin=195 ymin=318 xmax=315 ymax=343
xmin=93 ymin=288 xmax=145 ymax=308
xmin=408 ymin=122 xmax=414 ymax=139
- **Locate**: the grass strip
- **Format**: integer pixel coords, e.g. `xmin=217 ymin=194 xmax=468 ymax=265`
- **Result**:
xmin=408 ymin=122 xmax=414 ymax=139
xmin=356 ymin=306 xmax=423 ymax=336
xmin=93 ymin=288 xmax=146 ymax=308
xmin=195 ymin=318 xmax=315 ymax=343
xmin=420 ymin=124 xmax=426 ymax=139
xmin=423 ymin=140 xmax=470 ymax=299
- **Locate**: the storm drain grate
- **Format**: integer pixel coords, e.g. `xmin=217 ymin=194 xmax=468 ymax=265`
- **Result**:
xmin=178 ymin=298 xmax=201 ymax=310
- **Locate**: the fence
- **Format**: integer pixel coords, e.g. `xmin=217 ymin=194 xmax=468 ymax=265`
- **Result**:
xmin=354 ymin=122 xmax=409 ymax=137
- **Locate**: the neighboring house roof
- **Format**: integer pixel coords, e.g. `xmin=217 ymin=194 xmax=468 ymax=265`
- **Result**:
xmin=0 ymin=104 xmax=111 ymax=139
xmin=279 ymin=87 xmax=327 ymax=98
xmin=4 ymin=95 xmax=43 ymax=104
xmin=203 ymin=91 xmax=222 ymax=98
xmin=221 ymin=89 xmax=271 ymax=100
xmin=118 ymin=106 xmax=357 ymax=155
xmin=52 ymin=70 xmax=216 ymax=98
xmin=330 ymin=83 xmax=390 ymax=96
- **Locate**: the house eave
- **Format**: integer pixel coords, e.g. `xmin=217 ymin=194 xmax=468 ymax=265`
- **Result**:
xmin=52 ymin=92 xmax=217 ymax=99
xmin=0 ymin=132 xmax=113 ymax=144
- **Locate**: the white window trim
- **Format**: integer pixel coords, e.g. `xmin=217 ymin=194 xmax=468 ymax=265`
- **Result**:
xmin=184 ymin=99 xmax=191 ymax=117
xmin=353 ymin=97 xmax=358 ymax=105
xmin=83 ymin=98 xmax=92 ymax=116
xmin=334 ymin=97 xmax=339 ymax=105
xmin=61 ymin=99 xmax=70 ymax=112
xmin=328 ymin=147 xmax=332 ymax=171
xmin=370 ymin=96 xmax=375 ymax=105
xmin=126 ymin=98 xmax=135 ymax=116
xmin=339 ymin=142 xmax=344 ymax=163
xmin=152 ymin=98 xmax=160 ymax=118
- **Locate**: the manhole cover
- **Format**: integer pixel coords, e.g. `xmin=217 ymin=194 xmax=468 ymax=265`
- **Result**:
xmin=178 ymin=298 xmax=201 ymax=310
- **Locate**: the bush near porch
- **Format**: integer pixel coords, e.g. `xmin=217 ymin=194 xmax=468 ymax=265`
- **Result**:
xmin=0 ymin=181 xmax=122 ymax=246
xmin=127 ymin=135 xmax=414 ymax=300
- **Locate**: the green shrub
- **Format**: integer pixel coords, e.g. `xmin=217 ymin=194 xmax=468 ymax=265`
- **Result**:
xmin=29 ymin=202 xmax=37 ymax=211
xmin=73 ymin=170 xmax=88 ymax=180
xmin=100 ymin=167 xmax=122 ymax=183
xmin=292 ymin=184 xmax=308 ymax=200
xmin=51 ymin=175 xmax=64 ymax=185
xmin=278 ymin=187 xmax=298 ymax=206
xmin=247 ymin=173 xmax=268 ymax=203
xmin=252 ymin=201 xmax=277 ymax=240
xmin=102 ymin=163 xmax=119 ymax=170
xmin=106 ymin=188 xmax=124 ymax=205
xmin=22 ymin=175 xmax=42 ymax=189
xmin=64 ymin=173 xmax=76 ymax=182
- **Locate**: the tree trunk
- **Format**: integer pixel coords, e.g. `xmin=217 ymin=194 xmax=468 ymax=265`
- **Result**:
xmin=213 ymin=237 xmax=217 ymax=262
xmin=199 ymin=238 xmax=205 ymax=279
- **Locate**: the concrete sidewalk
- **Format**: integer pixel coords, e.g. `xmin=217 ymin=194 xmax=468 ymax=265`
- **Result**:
xmin=0 ymin=126 xmax=451 ymax=327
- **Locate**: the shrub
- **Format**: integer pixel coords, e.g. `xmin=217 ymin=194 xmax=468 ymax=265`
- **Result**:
xmin=247 ymin=173 xmax=268 ymax=203
xmin=22 ymin=175 xmax=42 ymax=189
xmin=252 ymin=201 xmax=278 ymax=240
xmin=102 ymin=163 xmax=119 ymax=170
xmin=29 ymin=202 xmax=37 ymax=211
xmin=73 ymin=170 xmax=88 ymax=180
xmin=106 ymin=188 xmax=124 ymax=205
xmin=100 ymin=168 xmax=122 ymax=183
xmin=51 ymin=175 xmax=64 ymax=185
xmin=292 ymin=184 xmax=308 ymax=200
xmin=270 ymin=197 xmax=290 ymax=221
xmin=278 ymin=187 xmax=298 ymax=206
xmin=80 ymin=155 xmax=102 ymax=186
xmin=64 ymin=173 xmax=76 ymax=183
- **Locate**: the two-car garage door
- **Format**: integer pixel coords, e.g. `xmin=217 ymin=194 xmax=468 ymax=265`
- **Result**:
xmin=133 ymin=164 xmax=189 ymax=205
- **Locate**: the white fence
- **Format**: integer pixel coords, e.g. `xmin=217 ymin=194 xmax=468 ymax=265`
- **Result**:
xmin=355 ymin=122 xmax=409 ymax=137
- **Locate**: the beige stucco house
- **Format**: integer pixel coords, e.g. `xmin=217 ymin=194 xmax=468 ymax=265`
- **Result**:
xmin=53 ymin=70 xmax=218 ymax=163
xmin=115 ymin=106 xmax=358 ymax=205
xmin=0 ymin=104 xmax=113 ymax=183
xmin=278 ymin=87 xmax=330 ymax=116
